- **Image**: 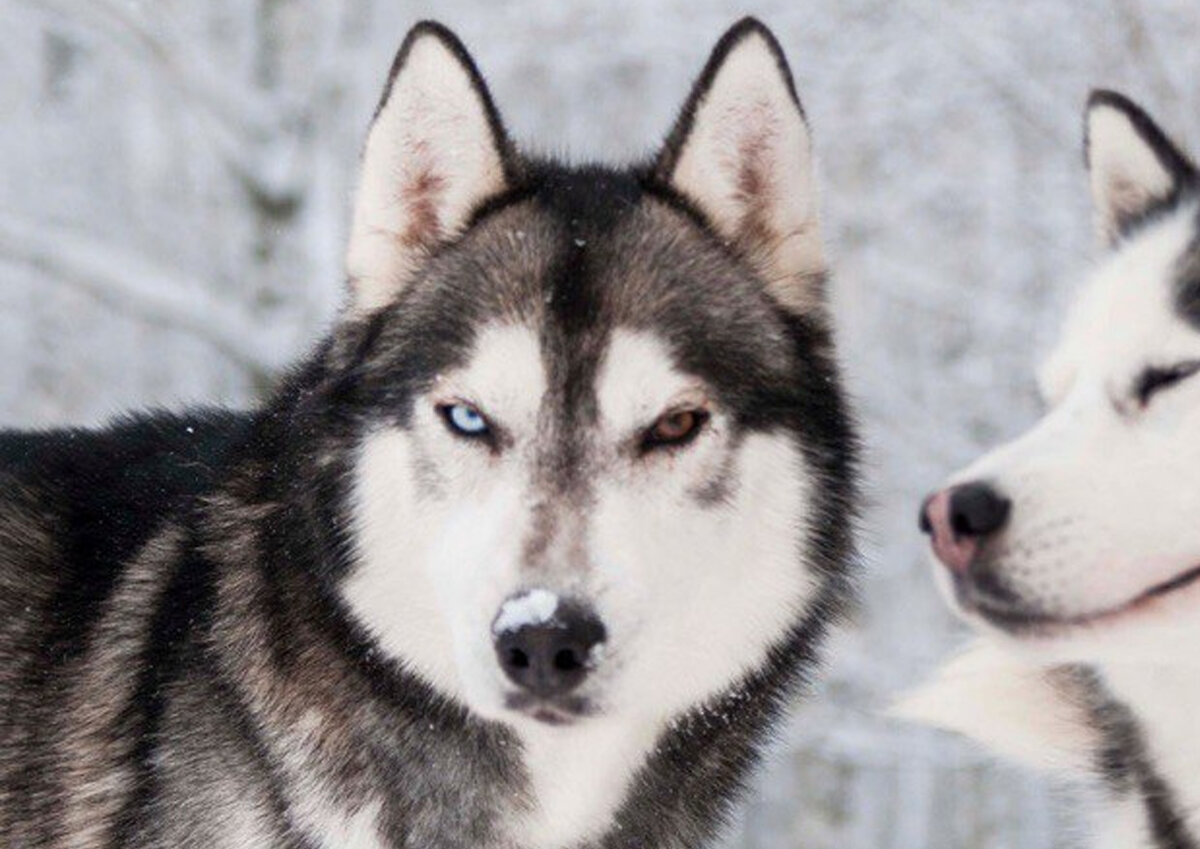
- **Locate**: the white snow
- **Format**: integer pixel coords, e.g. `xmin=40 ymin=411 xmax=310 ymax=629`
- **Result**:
xmin=492 ymin=588 xmax=560 ymax=635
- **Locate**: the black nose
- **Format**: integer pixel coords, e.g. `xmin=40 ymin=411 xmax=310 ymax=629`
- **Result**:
xmin=493 ymin=599 xmax=606 ymax=699
xmin=945 ymin=481 xmax=1011 ymax=538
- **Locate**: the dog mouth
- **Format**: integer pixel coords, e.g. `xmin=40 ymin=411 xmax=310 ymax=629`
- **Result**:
xmin=503 ymin=691 xmax=595 ymax=726
xmin=958 ymin=563 xmax=1200 ymax=635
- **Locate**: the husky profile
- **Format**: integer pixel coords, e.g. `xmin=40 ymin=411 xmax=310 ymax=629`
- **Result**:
xmin=907 ymin=91 xmax=1200 ymax=849
xmin=0 ymin=18 xmax=859 ymax=849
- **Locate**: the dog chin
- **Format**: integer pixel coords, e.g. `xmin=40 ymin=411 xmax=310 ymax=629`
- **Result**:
xmin=942 ymin=561 xmax=1200 ymax=663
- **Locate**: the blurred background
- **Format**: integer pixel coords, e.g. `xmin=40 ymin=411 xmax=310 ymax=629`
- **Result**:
xmin=3 ymin=1 xmax=1199 ymax=847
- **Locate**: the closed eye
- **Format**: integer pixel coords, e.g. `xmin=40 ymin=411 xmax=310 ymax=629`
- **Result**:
xmin=1135 ymin=361 xmax=1200 ymax=407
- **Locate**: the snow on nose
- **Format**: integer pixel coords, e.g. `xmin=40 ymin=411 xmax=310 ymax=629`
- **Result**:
xmin=492 ymin=589 xmax=607 ymax=699
xmin=492 ymin=588 xmax=560 ymax=636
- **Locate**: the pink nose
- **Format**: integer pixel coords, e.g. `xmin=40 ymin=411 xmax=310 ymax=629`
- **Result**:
xmin=919 ymin=482 xmax=1012 ymax=574
xmin=920 ymin=490 xmax=979 ymax=574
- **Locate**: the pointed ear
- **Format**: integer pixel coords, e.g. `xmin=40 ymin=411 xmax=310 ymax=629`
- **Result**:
xmin=346 ymin=22 xmax=514 ymax=313
xmin=1085 ymin=90 xmax=1197 ymax=246
xmin=654 ymin=19 xmax=823 ymax=314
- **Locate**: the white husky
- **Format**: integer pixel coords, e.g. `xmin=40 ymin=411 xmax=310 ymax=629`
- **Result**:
xmin=904 ymin=91 xmax=1200 ymax=849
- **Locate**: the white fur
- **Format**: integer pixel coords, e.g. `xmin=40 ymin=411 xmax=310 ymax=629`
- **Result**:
xmin=1087 ymin=103 xmax=1178 ymax=245
xmin=911 ymin=157 xmax=1200 ymax=844
xmin=916 ymin=207 xmax=1200 ymax=849
xmin=345 ymin=322 xmax=818 ymax=846
xmin=345 ymin=32 xmax=507 ymax=313
xmin=218 ymin=803 xmax=278 ymax=849
xmin=667 ymin=31 xmax=824 ymax=313
xmin=589 ymin=330 xmax=818 ymax=722
xmin=1094 ymin=797 xmax=1156 ymax=849
xmin=594 ymin=330 xmax=707 ymax=433
xmin=893 ymin=641 xmax=1098 ymax=774
xmin=346 ymin=323 xmax=547 ymax=704
xmin=298 ymin=801 xmax=385 ymax=849
xmin=1103 ymin=664 xmax=1200 ymax=836
xmin=276 ymin=712 xmax=387 ymax=849
xmin=514 ymin=713 xmax=664 ymax=849
xmin=946 ymin=207 xmax=1200 ymax=631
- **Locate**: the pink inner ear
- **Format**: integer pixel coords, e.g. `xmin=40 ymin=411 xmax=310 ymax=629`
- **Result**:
xmin=735 ymin=129 xmax=770 ymax=200
xmin=399 ymin=156 xmax=448 ymax=249
xmin=1105 ymin=174 xmax=1155 ymax=220
xmin=731 ymin=104 xmax=783 ymax=245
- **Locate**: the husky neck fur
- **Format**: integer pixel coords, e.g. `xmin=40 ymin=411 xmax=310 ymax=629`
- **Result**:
xmin=0 ymin=19 xmax=859 ymax=849
xmin=903 ymin=91 xmax=1200 ymax=849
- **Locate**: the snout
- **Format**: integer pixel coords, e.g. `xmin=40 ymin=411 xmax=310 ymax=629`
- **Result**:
xmin=492 ymin=589 xmax=606 ymax=706
xmin=919 ymin=482 xmax=1011 ymax=574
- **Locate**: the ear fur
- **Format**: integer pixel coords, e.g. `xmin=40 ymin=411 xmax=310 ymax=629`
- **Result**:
xmin=1085 ymin=90 xmax=1197 ymax=246
xmin=655 ymin=18 xmax=825 ymax=314
xmin=345 ymin=22 xmax=515 ymax=313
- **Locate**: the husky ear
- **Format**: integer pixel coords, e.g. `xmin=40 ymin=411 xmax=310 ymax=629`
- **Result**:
xmin=1085 ymin=90 xmax=1197 ymax=246
xmin=346 ymin=22 xmax=514 ymax=313
xmin=654 ymin=19 xmax=824 ymax=314
xmin=891 ymin=642 xmax=1099 ymax=776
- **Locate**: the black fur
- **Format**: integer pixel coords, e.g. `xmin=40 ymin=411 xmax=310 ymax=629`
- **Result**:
xmin=0 ymin=18 xmax=858 ymax=849
xmin=1173 ymin=208 xmax=1200 ymax=330
xmin=1080 ymin=672 xmax=1199 ymax=849
xmin=1085 ymin=89 xmax=1199 ymax=242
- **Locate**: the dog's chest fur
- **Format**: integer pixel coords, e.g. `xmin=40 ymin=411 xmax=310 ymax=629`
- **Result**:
xmin=1101 ymin=666 xmax=1200 ymax=847
xmin=277 ymin=708 xmax=663 ymax=849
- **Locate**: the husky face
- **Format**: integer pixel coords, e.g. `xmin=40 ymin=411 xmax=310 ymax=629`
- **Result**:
xmin=324 ymin=22 xmax=853 ymax=733
xmin=920 ymin=91 xmax=1200 ymax=663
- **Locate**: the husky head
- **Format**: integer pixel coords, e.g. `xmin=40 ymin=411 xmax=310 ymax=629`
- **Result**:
xmin=307 ymin=20 xmax=855 ymax=731
xmin=919 ymin=91 xmax=1200 ymax=665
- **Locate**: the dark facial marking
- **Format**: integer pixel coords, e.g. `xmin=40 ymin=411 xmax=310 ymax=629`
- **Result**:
xmin=530 ymin=166 xmax=644 ymax=498
xmin=520 ymin=499 xmax=559 ymax=568
xmin=409 ymin=435 xmax=445 ymax=499
xmin=1134 ymin=360 xmax=1200 ymax=407
xmin=1175 ymin=209 xmax=1200 ymax=330
xmin=690 ymin=449 xmax=739 ymax=508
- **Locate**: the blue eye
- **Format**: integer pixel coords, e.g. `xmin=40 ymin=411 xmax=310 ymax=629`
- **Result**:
xmin=439 ymin=403 xmax=490 ymax=437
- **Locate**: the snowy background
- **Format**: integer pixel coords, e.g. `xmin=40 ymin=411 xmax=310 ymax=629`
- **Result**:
xmin=3 ymin=1 xmax=1200 ymax=847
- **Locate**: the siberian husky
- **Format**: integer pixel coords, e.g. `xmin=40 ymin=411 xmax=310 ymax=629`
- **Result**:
xmin=906 ymin=91 xmax=1200 ymax=849
xmin=0 ymin=18 xmax=860 ymax=849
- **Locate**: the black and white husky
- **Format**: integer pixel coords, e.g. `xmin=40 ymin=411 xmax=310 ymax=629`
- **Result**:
xmin=0 ymin=19 xmax=859 ymax=849
xmin=905 ymin=92 xmax=1200 ymax=849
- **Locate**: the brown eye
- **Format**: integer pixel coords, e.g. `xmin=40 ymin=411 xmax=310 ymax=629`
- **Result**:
xmin=642 ymin=409 xmax=709 ymax=452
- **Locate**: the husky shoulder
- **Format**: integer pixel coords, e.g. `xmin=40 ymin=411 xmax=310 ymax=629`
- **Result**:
xmin=894 ymin=641 xmax=1104 ymax=775
xmin=0 ymin=410 xmax=249 ymax=630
